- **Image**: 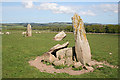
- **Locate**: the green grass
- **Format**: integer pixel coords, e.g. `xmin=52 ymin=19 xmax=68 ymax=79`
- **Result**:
xmin=54 ymin=65 xmax=65 ymax=69
xmin=0 ymin=35 xmax=2 ymax=79
xmin=42 ymin=61 xmax=52 ymax=65
xmin=88 ymin=34 xmax=118 ymax=65
xmin=2 ymin=31 xmax=118 ymax=78
xmin=72 ymin=66 xmax=83 ymax=71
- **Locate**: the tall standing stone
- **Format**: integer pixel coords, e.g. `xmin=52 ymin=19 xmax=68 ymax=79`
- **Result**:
xmin=26 ymin=24 xmax=32 ymax=36
xmin=72 ymin=13 xmax=91 ymax=65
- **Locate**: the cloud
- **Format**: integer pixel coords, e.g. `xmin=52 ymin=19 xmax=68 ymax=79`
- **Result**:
xmin=22 ymin=2 xmax=117 ymax=16
xmin=22 ymin=1 xmax=34 ymax=8
xmin=22 ymin=2 xmax=96 ymax=16
xmin=92 ymin=4 xmax=118 ymax=13
xmin=101 ymin=4 xmax=118 ymax=13
xmin=37 ymin=3 xmax=75 ymax=14
xmin=79 ymin=10 xmax=96 ymax=16
xmin=114 ymin=10 xmax=118 ymax=13
xmin=38 ymin=3 xmax=58 ymax=10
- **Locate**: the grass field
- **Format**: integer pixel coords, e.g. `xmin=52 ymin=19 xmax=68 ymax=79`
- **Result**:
xmin=2 ymin=30 xmax=119 ymax=78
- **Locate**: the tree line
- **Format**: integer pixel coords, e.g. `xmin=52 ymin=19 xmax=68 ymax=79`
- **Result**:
xmin=2 ymin=23 xmax=119 ymax=33
xmin=31 ymin=24 xmax=119 ymax=33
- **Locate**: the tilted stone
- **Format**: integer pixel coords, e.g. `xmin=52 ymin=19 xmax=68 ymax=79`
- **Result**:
xmin=26 ymin=24 xmax=32 ymax=36
xmin=72 ymin=13 xmax=91 ymax=65
xmin=41 ymin=42 xmax=69 ymax=62
xmin=49 ymin=42 xmax=69 ymax=52
xmin=53 ymin=31 xmax=66 ymax=41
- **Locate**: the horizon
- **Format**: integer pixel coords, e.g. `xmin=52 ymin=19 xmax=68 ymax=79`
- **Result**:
xmin=1 ymin=22 xmax=118 ymax=25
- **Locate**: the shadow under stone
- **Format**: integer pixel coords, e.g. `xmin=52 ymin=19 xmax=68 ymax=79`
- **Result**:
xmin=51 ymin=46 xmax=68 ymax=57
xmin=72 ymin=46 xmax=78 ymax=61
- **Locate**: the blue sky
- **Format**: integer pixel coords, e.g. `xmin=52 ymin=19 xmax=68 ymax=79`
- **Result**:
xmin=2 ymin=2 xmax=118 ymax=24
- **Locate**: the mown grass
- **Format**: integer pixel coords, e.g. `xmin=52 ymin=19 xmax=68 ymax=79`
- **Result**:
xmin=0 ymin=35 xmax=2 ymax=79
xmin=2 ymin=31 xmax=118 ymax=78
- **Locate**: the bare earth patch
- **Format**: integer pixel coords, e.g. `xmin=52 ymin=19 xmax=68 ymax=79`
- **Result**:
xmin=29 ymin=56 xmax=118 ymax=75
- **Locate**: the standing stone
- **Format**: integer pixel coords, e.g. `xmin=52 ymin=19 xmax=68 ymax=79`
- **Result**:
xmin=26 ymin=24 xmax=32 ymax=36
xmin=72 ymin=13 xmax=91 ymax=65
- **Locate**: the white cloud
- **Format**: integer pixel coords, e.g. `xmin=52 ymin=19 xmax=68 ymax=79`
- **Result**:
xmin=92 ymin=4 xmax=118 ymax=13
xmin=38 ymin=3 xmax=58 ymax=10
xmin=22 ymin=2 xmax=117 ymax=16
xmin=22 ymin=2 xmax=97 ymax=16
xmin=79 ymin=10 xmax=96 ymax=16
xmin=37 ymin=3 xmax=75 ymax=14
xmin=114 ymin=10 xmax=118 ymax=13
xmin=101 ymin=4 xmax=118 ymax=13
xmin=22 ymin=1 xmax=34 ymax=8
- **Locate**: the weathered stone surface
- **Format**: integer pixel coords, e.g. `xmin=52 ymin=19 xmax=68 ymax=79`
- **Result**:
xmin=88 ymin=60 xmax=103 ymax=66
xmin=49 ymin=42 xmax=69 ymax=52
xmin=65 ymin=57 xmax=73 ymax=66
xmin=42 ymin=42 xmax=69 ymax=63
xmin=53 ymin=31 xmax=66 ymax=41
xmin=88 ymin=61 xmax=96 ymax=66
xmin=84 ymin=66 xmax=94 ymax=72
xmin=72 ymin=13 xmax=91 ymax=65
xmin=53 ymin=59 xmax=65 ymax=66
xmin=96 ymin=65 xmax=104 ymax=68
xmin=42 ymin=52 xmax=58 ymax=63
xmin=26 ymin=24 xmax=32 ymax=36
xmin=74 ymin=62 xmax=82 ymax=68
xmin=56 ymin=47 xmax=72 ymax=59
xmin=65 ymin=48 xmax=73 ymax=57
xmin=56 ymin=49 xmax=65 ymax=59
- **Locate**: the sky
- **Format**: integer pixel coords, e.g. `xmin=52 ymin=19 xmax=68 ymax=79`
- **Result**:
xmin=1 ymin=1 xmax=119 ymax=24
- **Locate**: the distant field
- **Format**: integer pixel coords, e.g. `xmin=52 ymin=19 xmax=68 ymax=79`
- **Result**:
xmin=2 ymin=31 xmax=118 ymax=78
xmin=2 ymin=26 xmax=24 ymax=28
